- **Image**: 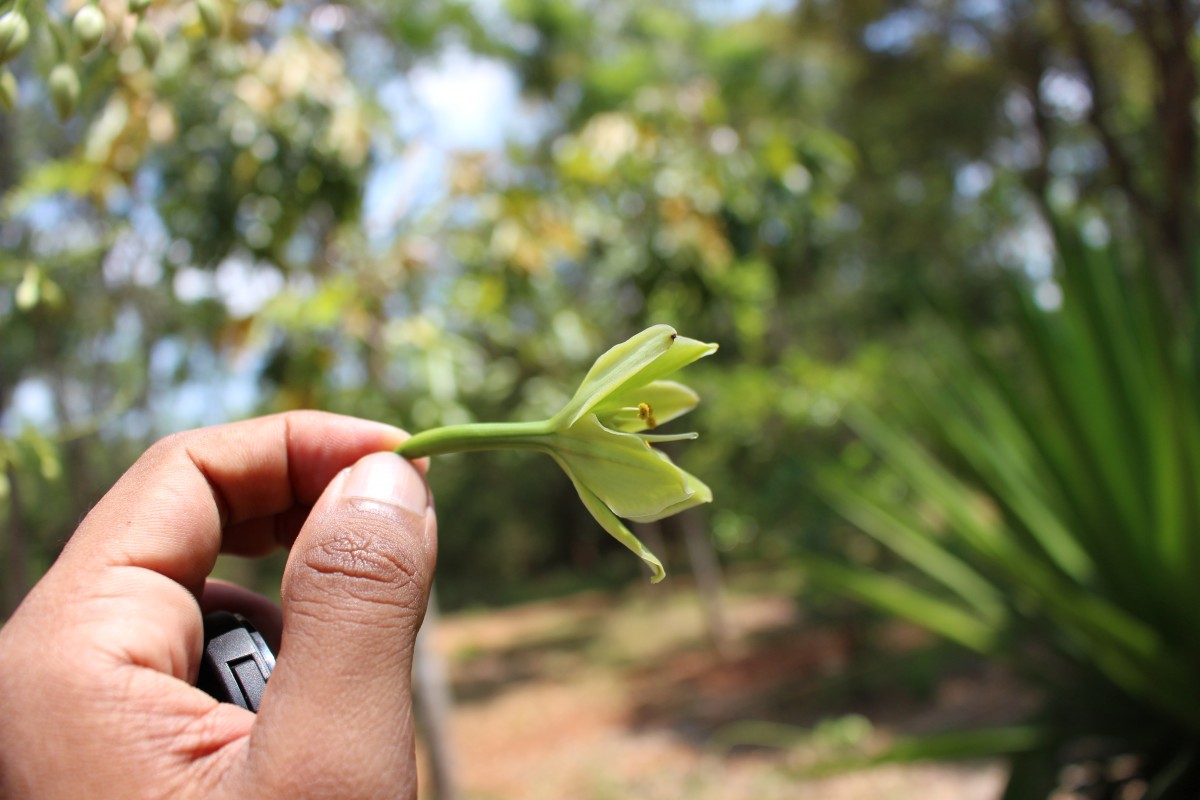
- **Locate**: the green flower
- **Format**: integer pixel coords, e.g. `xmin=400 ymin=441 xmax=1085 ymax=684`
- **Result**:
xmin=48 ymin=65 xmax=80 ymax=122
xmin=0 ymin=69 xmax=17 ymax=111
xmin=196 ymin=0 xmax=223 ymax=37
xmin=72 ymin=5 xmax=107 ymax=54
xmin=0 ymin=12 xmax=30 ymax=65
xmin=396 ymin=324 xmax=717 ymax=582
xmin=133 ymin=21 xmax=160 ymax=66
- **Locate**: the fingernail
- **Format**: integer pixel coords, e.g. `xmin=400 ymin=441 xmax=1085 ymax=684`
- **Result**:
xmin=341 ymin=452 xmax=428 ymax=514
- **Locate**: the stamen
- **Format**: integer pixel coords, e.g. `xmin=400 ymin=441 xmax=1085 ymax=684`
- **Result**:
xmin=638 ymin=402 xmax=658 ymax=429
xmin=640 ymin=431 xmax=698 ymax=443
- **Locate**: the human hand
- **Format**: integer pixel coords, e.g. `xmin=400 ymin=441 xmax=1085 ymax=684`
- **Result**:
xmin=0 ymin=412 xmax=437 ymax=799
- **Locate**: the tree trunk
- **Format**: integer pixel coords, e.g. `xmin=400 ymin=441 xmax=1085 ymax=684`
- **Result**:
xmin=678 ymin=510 xmax=735 ymax=658
xmin=1054 ymin=0 xmax=1198 ymax=317
xmin=1150 ymin=0 xmax=1198 ymax=307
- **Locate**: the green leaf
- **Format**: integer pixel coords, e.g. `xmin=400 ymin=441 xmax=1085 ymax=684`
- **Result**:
xmin=818 ymin=473 xmax=1005 ymax=622
xmin=877 ymin=725 xmax=1044 ymax=764
xmin=800 ymin=555 xmax=998 ymax=653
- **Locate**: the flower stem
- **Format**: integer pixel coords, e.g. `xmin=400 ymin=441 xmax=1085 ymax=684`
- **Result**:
xmin=396 ymin=420 xmax=555 ymax=459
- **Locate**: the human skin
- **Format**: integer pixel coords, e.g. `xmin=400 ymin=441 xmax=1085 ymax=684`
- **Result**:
xmin=0 ymin=411 xmax=437 ymax=799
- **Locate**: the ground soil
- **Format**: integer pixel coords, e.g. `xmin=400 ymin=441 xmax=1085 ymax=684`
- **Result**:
xmin=417 ymin=572 xmax=1030 ymax=799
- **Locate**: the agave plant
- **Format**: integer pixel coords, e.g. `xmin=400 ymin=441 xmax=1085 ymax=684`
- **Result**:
xmin=811 ymin=226 xmax=1200 ymax=797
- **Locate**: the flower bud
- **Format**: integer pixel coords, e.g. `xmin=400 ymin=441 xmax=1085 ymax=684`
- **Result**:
xmin=72 ymin=5 xmax=106 ymax=53
xmin=133 ymin=20 xmax=159 ymax=65
xmin=0 ymin=69 xmax=16 ymax=110
xmin=196 ymin=0 xmax=222 ymax=36
xmin=15 ymin=266 xmax=39 ymax=310
xmin=0 ymin=12 xmax=30 ymax=64
xmin=48 ymin=64 xmax=80 ymax=121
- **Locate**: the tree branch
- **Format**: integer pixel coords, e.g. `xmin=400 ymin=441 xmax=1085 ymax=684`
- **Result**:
xmin=1052 ymin=0 xmax=1156 ymax=223
xmin=1053 ymin=0 xmax=1194 ymax=312
xmin=1151 ymin=0 xmax=1198 ymax=300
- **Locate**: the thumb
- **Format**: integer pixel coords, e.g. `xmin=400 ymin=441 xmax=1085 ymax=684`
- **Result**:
xmin=248 ymin=451 xmax=436 ymax=798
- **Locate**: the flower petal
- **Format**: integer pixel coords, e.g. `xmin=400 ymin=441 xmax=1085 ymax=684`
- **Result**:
xmin=571 ymin=478 xmax=666 ymax=583
xmin=595 ymin=380 xmax=700 ymax=432
xmin=548 ymin=413 xmax=697 ymax=522
xmin=619 ymin=335 xmax=717 ymax=393
xmin=552 ymin=325 xmax=678 ymax=428
xmin=623 ymin=462 xmax=713 ymax=523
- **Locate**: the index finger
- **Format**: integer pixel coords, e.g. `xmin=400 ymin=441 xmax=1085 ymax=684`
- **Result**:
xmin=61 ymin=411 xmax=417 ymax=595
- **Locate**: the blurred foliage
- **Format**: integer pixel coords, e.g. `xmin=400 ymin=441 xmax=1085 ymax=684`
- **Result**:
xmin=1 ymin=0 xmax=1191 ymax=595
xmin=814 ymin=227 xmax=1200 ymax=795
xmin=1 ymin=4 xmax=1198 ymax=791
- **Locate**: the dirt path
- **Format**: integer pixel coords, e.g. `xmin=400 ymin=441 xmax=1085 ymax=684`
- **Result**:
xmin=419 ymin=579 xmax=1015 ymax=799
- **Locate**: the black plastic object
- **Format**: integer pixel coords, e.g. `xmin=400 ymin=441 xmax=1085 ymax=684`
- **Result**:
xmin=197 ymin=611 xmax=276 ymax=712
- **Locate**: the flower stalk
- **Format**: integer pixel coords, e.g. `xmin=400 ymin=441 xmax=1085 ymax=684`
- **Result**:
xmin=398 ymin=420 xmax=555 ymax=457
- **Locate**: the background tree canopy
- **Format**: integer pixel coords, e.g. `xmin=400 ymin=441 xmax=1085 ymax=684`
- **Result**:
xmin=2 ymin=0 xmax=1193 ymax=605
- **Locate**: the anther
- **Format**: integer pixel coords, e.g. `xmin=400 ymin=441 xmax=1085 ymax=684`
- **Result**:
xmin=637 ymin=402 xmax=658 ymax=429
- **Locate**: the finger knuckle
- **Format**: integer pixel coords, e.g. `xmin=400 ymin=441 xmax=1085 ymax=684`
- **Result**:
xmin=293 ymin=522 xmax=425 ymax=613
xmin=280 ymin=408 xmax=333 ymax=428
xmin=147 ymin=430 xmax=189 ymax=456
xmin=138 ymin=431 xmax=197 ymax=474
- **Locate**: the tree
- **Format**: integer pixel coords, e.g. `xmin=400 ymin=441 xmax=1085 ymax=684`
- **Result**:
xmin=2 ymin=0 xmax=1192 ymax=611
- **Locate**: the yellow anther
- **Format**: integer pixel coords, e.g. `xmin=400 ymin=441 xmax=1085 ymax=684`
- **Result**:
xmin=637 ymin=402 xmax=657 ymax=429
